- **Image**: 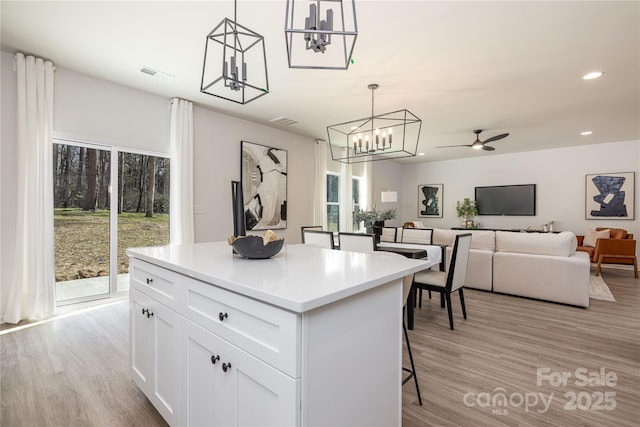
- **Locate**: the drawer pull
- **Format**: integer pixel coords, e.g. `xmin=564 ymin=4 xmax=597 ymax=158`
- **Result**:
xmin=218 ymin=312 xmax=228 ymax=322
xmin=142 ymin=308 xmax=148 ymax=316
xmin=146 ymin=310 xmax=154 ymax=318
xmin=211 ymin=355 xmax=219 ymax=365
xmin=222 ymin=362 xmax=232 ymax=372
xmin=146 ymin=277 xmax=153 ymax=284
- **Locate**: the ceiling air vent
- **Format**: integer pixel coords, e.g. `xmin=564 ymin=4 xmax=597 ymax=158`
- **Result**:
xmin=269 ymin=116 xmax=299 ymax=127
xmin=140 ymin=66 xmax=174 ymax=80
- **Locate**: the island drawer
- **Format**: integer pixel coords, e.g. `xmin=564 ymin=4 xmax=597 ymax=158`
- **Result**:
xmin=181 ymin=277 xmax=300 ymax=378
xmin=130 ymin=259 xmax=180 ymax=310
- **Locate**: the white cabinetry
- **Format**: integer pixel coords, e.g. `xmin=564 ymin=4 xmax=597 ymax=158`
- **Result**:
xmin=127 ymin=243 xmax=425 ymax=427
xmin=181 ymin=319 xmax=299 ymax=426
xmin=129 ymin=286 xmax=180 ymax=426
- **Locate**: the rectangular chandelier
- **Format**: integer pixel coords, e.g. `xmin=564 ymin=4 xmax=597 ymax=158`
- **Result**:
xmin=284 ymin=0 xmax=358 ymax=70
xmin=327 ymin=84 xmax=422 ymax=163
xmin=201 ymin=11 xmax=269 ymax=104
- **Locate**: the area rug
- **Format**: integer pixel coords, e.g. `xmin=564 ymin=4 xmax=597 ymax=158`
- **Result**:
xmin=589 ymin=274 xmax=616 ymax=301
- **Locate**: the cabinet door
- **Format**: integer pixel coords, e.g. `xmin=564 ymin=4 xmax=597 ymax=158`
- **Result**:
xmin=149 ymin=300 xmax=181 ymax=426
xmin=130 ymin=287 xmax=152 ymax=390
xmin=181 ymin=319 xmax=299 ymax=427
xmin=130 ymin=287 xmax=180 ymax=426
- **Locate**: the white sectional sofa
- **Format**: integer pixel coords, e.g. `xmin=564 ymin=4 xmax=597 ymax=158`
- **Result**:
xmin=428 ymin=228 xmax=590 ymax=307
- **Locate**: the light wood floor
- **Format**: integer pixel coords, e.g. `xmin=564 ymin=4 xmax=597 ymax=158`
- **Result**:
xmin=402 ymin=267 xmax=640 ymax=427
xmin=1 ymin=267 xmax=638 ymax=426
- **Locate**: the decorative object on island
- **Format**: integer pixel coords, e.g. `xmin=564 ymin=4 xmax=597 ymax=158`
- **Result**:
xmin=242 ymin=141 xmax=287 ymax=231
xmin=200 ymin=0 xmax=269 ymax=104
xmin=456 ymin=198 xmax=479 ymax=229
xmin=585 ymin=172 xmax=635 ymax=220
xmin=231 ymin=180 xmax=246 ymax=238
xmin=354 ymin=206 xmax=398 ymax=242
xmin=327 ymin=83 xmax=422 ymax=164
xmin=229 ymin=230 xmax=284 ymax=259
xmin=418 ymin=184 xmax=443 ymax=218
xmin=284 ymin=0 xmax=358 ymax=70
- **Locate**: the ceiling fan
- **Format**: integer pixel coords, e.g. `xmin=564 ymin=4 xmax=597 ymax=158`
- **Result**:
xmin=437 ymin=129 xmax=510 ymax=151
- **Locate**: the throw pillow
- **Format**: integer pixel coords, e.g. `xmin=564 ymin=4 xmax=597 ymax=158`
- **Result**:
xmin=583 ymin=228 xmax=610 ymax=247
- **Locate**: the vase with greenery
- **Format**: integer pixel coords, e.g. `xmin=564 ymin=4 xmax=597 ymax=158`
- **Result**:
xmin=456 ymin=198 xmax=478 ymax=229
xmin=354 ymin=207 xmax=398 ymax=240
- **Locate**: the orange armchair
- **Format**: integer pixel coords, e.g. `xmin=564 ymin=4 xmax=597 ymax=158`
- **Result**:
xmin=576 ymin=227 xmax=638 ymax=278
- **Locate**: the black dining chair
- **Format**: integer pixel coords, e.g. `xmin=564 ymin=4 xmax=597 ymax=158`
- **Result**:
xmin=412 ymin=233 xmax=472 ymax=330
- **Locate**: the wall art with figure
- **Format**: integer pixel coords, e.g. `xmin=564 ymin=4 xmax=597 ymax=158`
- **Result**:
xmin=242 ymin=141 xmax=287 ymax=230
xmin=585 ymin=172 xmax=634 ymax=220
xmin=418 ymin=184 xmax=443 ymax=218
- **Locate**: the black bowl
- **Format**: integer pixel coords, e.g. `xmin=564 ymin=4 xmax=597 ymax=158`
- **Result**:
xmin=232 ymin=235 xmax=285 ymax=259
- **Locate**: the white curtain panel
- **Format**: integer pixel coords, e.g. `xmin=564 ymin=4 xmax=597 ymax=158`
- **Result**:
xmin=169 ymin=98 xmax=194 ymax=245
xmin=313 ymin=139 xmax=328 ymax=229
xmin=339 ymin=162 xmax=353 ymax=232
xmin=5 ymin=53 xmax=56 ymax=324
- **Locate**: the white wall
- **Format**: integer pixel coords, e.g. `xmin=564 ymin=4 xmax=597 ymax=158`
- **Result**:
xmin=395 ymin=140 xmax=639 ymax=248
xmin=371 ymin=160 xmax=403 ymax=227
xmin=192 ymin=106 xmax=315 ymax=244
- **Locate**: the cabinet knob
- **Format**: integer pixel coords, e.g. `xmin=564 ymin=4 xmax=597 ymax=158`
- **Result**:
xmin=218 ymin=312 xmax=228 ymax=322
xmin=222 ymin=362 xmax=232 ymax=372
xmin=146 ymin=277 xmax=153 ymax=284
xmin=211 ymin=355 xmax=219 ymax=365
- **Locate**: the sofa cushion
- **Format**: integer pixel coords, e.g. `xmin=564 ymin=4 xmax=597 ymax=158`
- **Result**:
xmin=584 ymin=228 xmax=610 ymax=247
xmin=432 ymin=228 xmax=495 ymax=251
xmin=495 ymin=231 xmax=577 ymax=257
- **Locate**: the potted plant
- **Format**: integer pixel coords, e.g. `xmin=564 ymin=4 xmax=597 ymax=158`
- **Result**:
xmin=354 ymin=207 xmax=398 ymax=241
xmin=456 ymin=198 xmax=478 ymax=229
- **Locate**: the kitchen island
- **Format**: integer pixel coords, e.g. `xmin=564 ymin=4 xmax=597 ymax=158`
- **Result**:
xmin=127 ymin=241 xmax=429 ymax=427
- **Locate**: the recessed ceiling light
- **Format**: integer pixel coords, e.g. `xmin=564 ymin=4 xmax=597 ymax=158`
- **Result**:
xmin=418 ymin=152 xmax=425 ymax=156
xmin=580 ymin=131 xmax=593 ymax=136
xmin=582 ymin=71 xmax=603 ymax=80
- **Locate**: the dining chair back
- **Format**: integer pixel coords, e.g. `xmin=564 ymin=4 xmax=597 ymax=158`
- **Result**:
xmin=380 ymin=227 xmax=398 ymax=243
xmin=300 ymin=225 xmax=323 ymax=243
xmin=401 ymin=228 xmax=433 ymax=245
xmin=302 ymin=229 xmax=335 ymax=249
xmin=338 ymin=233 xmax=376 ymax=253
xmin=412 ymin=233 xmax=472 ymax=330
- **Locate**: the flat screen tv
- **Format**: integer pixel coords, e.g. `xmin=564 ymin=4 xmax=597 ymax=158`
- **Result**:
xmin=475 ymin=184 xmax=536 ymax=216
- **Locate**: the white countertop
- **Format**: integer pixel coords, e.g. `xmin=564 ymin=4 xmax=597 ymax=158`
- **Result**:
xmin=126 ymin=241 xmax=432 ymax=313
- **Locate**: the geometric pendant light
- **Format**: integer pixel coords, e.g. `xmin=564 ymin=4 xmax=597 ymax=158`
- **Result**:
xmin=201 ymin=0 xmax=269 ymax=104
xmin=327 ymin=84 xmax=422 ymax=163
xmin=284 ymin=0 xmax=358 ymax=70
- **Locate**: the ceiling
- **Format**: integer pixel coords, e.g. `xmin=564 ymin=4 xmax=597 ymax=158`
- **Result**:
xmin=2 ymin=1 xmax=639 ymax=163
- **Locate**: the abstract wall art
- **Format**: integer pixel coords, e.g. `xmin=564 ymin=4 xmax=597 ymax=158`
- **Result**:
xmin=585 ymin=172 xmax=634 ymax=220
xmin=418 ymin=184 xmax=443 ymax=218
xmin=241 ymin=141 xmax=288 ymax=230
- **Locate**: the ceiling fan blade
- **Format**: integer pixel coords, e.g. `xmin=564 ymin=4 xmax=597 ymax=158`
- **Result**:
xmin=435 ymin=144 xmax=474 ymax=148
xmin=482 ymin=133 xmax=509 ymax=144
xmin=482 ymin=145 xmax=496 ymax=151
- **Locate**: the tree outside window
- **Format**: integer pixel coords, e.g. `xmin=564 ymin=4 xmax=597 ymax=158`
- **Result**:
xmin=326 ymin=173 xmax=339 ymax=232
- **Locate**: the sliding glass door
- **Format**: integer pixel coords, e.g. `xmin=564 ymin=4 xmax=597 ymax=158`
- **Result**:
xmin=53 ymin=140 xmax=169 ymax=305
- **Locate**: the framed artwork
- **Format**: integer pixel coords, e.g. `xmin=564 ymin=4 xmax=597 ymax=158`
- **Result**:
xmin=585 ymin=172 xmax=634 ymax=220
xmin=241 ymin=141 xmax=288 ymax=230
xmin=418 ymin=184 xmax=443 ymax=218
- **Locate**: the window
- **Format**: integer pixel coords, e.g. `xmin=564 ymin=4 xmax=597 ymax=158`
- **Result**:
xmin=326 ymin=173 xmax=339 ymax=232
xmin=352 ymin=177 xmax=362 ymax=231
